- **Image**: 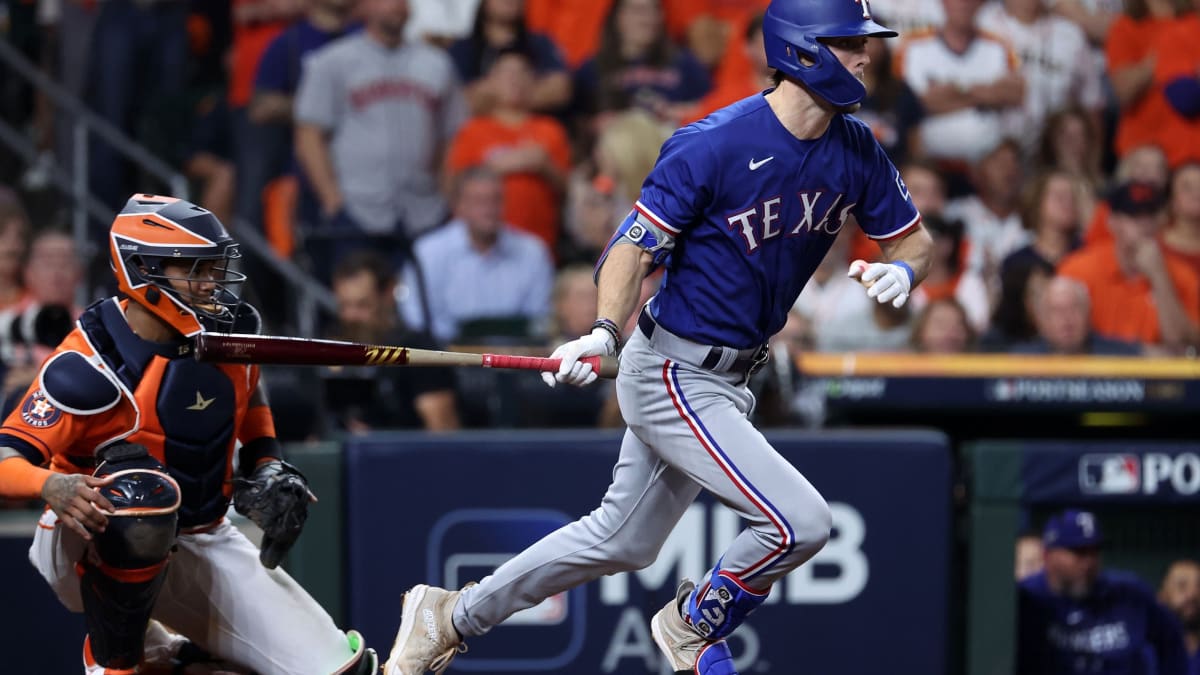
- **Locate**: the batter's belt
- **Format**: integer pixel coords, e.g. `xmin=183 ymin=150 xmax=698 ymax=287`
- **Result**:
xmin=637 ymin=308 xmax=768 ymax=376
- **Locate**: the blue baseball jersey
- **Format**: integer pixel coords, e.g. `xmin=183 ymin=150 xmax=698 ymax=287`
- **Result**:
xmin=1017 ymin=570 xmax=1189 ymax=675
xmin=630 ymin=92 xmax=920 ymax=349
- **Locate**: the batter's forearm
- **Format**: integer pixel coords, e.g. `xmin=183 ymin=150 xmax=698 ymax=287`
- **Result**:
xmin=596 ymin=244 xmax=654 ymax=327
xmin=879 ymin=225 xmax=934 ymax=286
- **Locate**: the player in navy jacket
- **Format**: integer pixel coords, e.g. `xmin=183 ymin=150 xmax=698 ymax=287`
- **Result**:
xmin=1017 ymin=509 xmax=1188 ymax=675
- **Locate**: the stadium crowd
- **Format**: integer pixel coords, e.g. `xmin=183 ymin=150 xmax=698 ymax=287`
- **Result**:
xmin=0 ymin=0 xmax=1198 ymax=433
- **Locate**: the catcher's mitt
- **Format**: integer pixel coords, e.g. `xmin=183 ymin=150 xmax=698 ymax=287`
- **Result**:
xmin=232 ymin=460 xmax=312 ymax=569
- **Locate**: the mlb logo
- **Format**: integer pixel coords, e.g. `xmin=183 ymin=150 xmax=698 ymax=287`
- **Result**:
xmin=1079 ymin=454 xmax=1140 ymax=494
xmin=427 ymin=508 xmax=586 ymax=671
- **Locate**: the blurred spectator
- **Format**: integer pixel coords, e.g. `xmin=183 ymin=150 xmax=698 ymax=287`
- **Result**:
xmin=560 ymin=172 xmax=620 ymax=265
xmin=1059 ymin=181 xmax=1200 ymax=351
xmin=86 ymin=0 xmax=189 ymax=214
xmin=944 ymin=138 xmax=1030 ymax=274
xmin=982 ymin=254 xmax=1054 ymax=350
xmin=405 ymin=0 xmax=481 ymax=45
xmin=228 ymin=0 xmax=303 ymax=223
xmin=447 ymin=0 xmax=572 ymax=114
xmin=181 ymin=89 xmax=236 ymax=226
xmin=1106 ymin=0 xmax=1187 ymax=162
xmin=1036 ymin=107 xmax=1104 ymax=227
xmin=1011 ymin=275 xmax=1141 ymax=354
xmin=1155 ymin=0 xmax=1200 ymax=168
xmin=525 ymin=0 xmax=613 ymax=69
xmin=1085 ymin=142 xmax=1170 ymax=246
xmin=572 ymin=0 xmax=711 ymax=141
xmin=907 ymin=215 xmax=990 ymax=332
xmin=2 ymin=229 xmax=85 ymax=402
xmin=896 ymin=0 xmax=1024 ymax=171
xmin=856 ymin=30 xmax=924 ymax=167
xmin=250 ymin=0 xmax=359 ymax=128
xmin=556 ymin=110 xmax=663 ymax=266
xmin=591 ymin=109 xmax=674 ymax=216
xmin=1017 ymin=509 xmax=1188 ymax=675
xmin=1015 ymin=532 xmax=1043 ymax=581
xmin=1159 ymin=559 xmax=1200 ymax=672
xmin=1002 ymin=170 xmax=1084 ymax=278
xmin=910 ymin=296 xmax=976 ymax=353
xmin=1163 ymin=163 xmax=1200 ymax=275
xmin=902 ymin=159 xmax=950 ymax=218
xmin=678 ymin=11 xmax=772 ymax=125
xmin=661 ymin=0 xmax=768 ymax=72
xmin=446 ymin=49 xmax=572 ymax=252
xmin=0 ymin=193 xmax=30 ymax=311
xmin=295 ymin=0 xmax=468 ymax=280
xmin=400 ymin=166 xmax=554 ymax=342
xmin=550 ymin=263 xmax=599 ymax=340
xmin=322 ymin=250 xmax=459 ymax=432
xmin=977 ymin=0 xmax=1105 ymax=154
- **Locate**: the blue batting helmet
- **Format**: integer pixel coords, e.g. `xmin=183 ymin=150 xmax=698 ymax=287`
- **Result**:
xmin=762 ymin=0 xmax=897 ymax=107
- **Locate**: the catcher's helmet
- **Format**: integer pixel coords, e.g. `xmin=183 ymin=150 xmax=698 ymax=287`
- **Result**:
xmin=762 ymin=0 xmax=896 ymax=107
xmin=109 ymin=194 xmax=247 ymax=337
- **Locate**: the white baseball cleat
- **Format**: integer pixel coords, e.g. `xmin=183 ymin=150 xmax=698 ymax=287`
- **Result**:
xmin=650 ymin=579 xmax=738 ymax=675
xmin=384 ymin=584 xmax=469 ymax=675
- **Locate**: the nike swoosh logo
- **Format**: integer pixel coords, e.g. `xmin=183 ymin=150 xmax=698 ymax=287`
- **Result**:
xmin=187 ymin=391 xmax=216 ymax=411
xmin=748 ymin=156 xmax=775 ymax=170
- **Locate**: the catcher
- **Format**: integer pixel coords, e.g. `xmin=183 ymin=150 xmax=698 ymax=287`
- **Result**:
xmin=0 ymin=195 xmax=377 ymax=674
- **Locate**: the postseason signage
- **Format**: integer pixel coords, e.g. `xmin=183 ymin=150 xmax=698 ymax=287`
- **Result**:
xmin=1021 ymin=441 xmax=1200 ymax=503
xmin=344 ymin=430 xmax=952 ymax=675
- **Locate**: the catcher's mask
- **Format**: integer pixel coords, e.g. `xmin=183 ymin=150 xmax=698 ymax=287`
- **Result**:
xmin=110 ymin=194 xmax=247 ymax=337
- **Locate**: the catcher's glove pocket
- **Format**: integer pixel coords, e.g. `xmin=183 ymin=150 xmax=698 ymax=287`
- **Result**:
xmin=233 ymin=460 xmax=313 ymax=569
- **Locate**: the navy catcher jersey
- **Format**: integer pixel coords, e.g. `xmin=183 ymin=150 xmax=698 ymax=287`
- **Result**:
xmin=1017 ymin=570 xmax=1189 ymax=675
xmin=632 ymin=92 xmax=920 ymax=349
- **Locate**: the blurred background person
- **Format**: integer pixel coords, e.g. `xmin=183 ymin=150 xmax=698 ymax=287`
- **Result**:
xmin=1159 ymin=559 xmax=1200 ymax=674
xmin=856 ymin=26 xmax=924 ymax=167
xmin=896 ymin=0 xmax=1024 ymax=191
xmin=944 ymin=138 xmax=1030 ymax=276
xmin=1085 ymin=142 xmax=1172 ymax=245
xmin=571 ymin=0 xmax=711 ymax=145
xmin=677 ymin=11 xmax=772 ymax=125
xmin=1035 ymin=107 xmax=1105 ymax=222
xmin=405 ymin=0 xmax=481 ymax=46
xmin=294 ymin=0 xmax=468 ymax=282
xmin=906 ymin=215 xmax=990 ymax=333
xmin=981 ymin=255 xmax=1055 ymax=351
xmin=1017 ymin=509 xmax=1189 ymax=675
xmin=321 ymin=250 xmax=459 ymax=434
xmin=1011 ymin=276 xmax=1141 ymax=355
xmin=447 ymin=0 xmax=572 ymax=115
xmin=0 ymin=193 xmax=30 ymax=312
xmin=977 ymin=0 xmax=1104 ymax=155
xmin=400 ymin=166 xmax=554 ymax=343
xmin=910 ymin=296 xmax=977 ymax=353
xmin=1058 ymin=181 xmax=1200 ymax=353
xmin=1015 ymin=531 xmax=1044 ymax=581
xmin=1001 ymin=170 xmax=1085 ymax=280
xmin=445 ymin=48 xmax=572 ymax=253
xmin=1162 ymin=162 xmax=1200 ymax=277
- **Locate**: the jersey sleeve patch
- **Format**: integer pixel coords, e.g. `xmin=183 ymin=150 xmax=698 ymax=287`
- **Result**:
xmin=19 ymin=390 xmax=63 ymax=429
xmin=40 ymin=351 xmax=122 ymax=415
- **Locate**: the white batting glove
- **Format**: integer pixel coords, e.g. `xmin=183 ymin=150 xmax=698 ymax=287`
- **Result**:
xmin=849 ymin=260 xmax=914 ymax=308
xmin=541 ymin=327 xmax=617 ymax=388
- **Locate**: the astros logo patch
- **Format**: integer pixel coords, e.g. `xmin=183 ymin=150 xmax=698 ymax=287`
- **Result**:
xmin=21 ymin=390 xmax=62 ymax=428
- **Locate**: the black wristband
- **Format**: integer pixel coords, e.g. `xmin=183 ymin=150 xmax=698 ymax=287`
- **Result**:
xmin=592 ymin=318 xmax=622 ymax=349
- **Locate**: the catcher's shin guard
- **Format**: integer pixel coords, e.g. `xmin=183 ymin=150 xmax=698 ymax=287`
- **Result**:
xmin=333 ymin=630 xmax=378 ymax=675
xmin=686 ymin=564 xmax=768 ymax=641
xmin=82 ymin=444 xmax=181 ymax=669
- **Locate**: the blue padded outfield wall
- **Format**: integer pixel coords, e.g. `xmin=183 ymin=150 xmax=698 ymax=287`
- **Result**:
xmin=345 ymin=429 xmax=953 ymax=675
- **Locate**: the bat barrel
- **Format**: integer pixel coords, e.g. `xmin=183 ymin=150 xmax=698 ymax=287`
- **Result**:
xmin=194 ymin=333 xmax=398 ymax=366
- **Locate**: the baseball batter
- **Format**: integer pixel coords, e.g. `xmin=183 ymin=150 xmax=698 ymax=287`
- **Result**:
xmin=385 ymin=1 xmax=933 ymax=674
xmin=0 ymin=195 xmax=377 ymax=674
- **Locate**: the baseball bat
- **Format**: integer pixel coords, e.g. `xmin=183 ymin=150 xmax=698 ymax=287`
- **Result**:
xmin=193 ymin=333 xmax=620 ymax=379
